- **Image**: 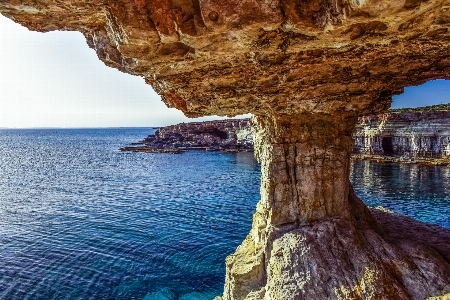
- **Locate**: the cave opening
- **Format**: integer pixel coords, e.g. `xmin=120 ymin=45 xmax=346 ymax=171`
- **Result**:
xmin=1 ymin=2 xmax=450 ymax=299
xmin=211 ymin=128 xmax=228 ymax=139
xmin=382 ymin=136 xmax=394 ymax=156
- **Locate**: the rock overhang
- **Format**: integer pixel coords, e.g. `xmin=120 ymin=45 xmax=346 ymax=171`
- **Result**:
xmin=3 ymin=1 xmax=450 ymax=298
xmin=1 ymin=0 xmax=450 ymax=118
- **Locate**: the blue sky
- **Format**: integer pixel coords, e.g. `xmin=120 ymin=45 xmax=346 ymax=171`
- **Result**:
xmin=0 ymin=14 xmax=449 ymax=128
xmin=391 ymin=80 xmax=450 ymax=109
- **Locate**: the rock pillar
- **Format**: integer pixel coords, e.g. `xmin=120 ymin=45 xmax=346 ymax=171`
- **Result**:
xmin=253 ymin=113 xmax=356 ymax=226
xmin=2 ymin=0 xmax=450 ymax=298
xmin=222 ymin=114 xmax=450 ymax=300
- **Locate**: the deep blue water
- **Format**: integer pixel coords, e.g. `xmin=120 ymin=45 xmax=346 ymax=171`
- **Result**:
xmin=351 ymin=160 xmax=450 ymax=228
xmin=0 ymin=128 xmax=449 ymax=300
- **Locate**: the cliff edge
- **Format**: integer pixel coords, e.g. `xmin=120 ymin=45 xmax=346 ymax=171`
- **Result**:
xmin=123 ymin=106 xmax=450 ymax=165
xmin=354 ymin=106 xmax=450 ymax=164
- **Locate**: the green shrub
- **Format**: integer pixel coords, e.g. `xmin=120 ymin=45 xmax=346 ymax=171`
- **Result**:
xmin=389 ymin=103 xmax=450 ymax=113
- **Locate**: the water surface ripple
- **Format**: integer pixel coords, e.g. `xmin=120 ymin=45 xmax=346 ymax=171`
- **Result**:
xmin=351 ymin=160 xmax=450 ymax=228
xmin=0 ymin=129 xmax=260 ymax=300
xmin=0 ymin=129 xmax=448 ymax=299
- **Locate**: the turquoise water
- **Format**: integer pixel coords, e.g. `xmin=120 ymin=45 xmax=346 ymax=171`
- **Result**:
xmin=351 ymin=160 xmax=450 ymax=228
xmin=0 ymin=128 xmax=449 ymax=299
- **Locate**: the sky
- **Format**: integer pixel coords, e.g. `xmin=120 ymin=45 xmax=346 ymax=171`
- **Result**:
xmin=0 ymin=14 xmax=449 ymax=128
xmin=390 ymin=80 xmax=450 ymax=109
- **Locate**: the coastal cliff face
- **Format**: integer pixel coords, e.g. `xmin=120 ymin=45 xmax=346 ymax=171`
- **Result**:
xmin=2 ymin=0 xmax=450 ymax=299
xmin=129 ymin=110 xmax=450 ymax=163
xmin=145 ymin=119 xmax=253 ymax=151
xmin=354 ymin=110 xmax=450 ymax=159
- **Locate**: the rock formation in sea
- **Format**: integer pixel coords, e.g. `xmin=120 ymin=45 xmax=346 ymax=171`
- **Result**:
xmin=354 ymin=108 xmax=450 ymax=163
xmin=144 ymin=119 xmax=252 ymax=151
xmin=123 ymin=107 xmax=450 ymax=165
xmin=2 ymin=0 xmax=450 ymax=298
xmin=120 ymin=119 xmax=253 ymax=153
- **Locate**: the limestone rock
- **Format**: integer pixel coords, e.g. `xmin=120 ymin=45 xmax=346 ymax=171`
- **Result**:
xmin=223 ymin=114 xmax=450 ymax=300
xmin=144 ymin=119 xmax=253 ymax=151
xmin=354 ymin=110 xmax=450 ymax=160
xmin=125 ymin=108 xmax=450 ymax=164
xmin=2 ymin=0 xmax=450 ymax=298
xmin=1 ymin=0 xmax=450 ymax=118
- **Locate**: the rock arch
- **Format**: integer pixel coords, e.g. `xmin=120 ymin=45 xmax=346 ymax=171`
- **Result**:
xmin=1 ymin=0 xmax=450 ymax=298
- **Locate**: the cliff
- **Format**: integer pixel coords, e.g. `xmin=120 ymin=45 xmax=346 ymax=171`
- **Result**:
xmin=123 ymin=109 xmax=450 ymax=165
xmin=354 ymin=108 xmax=450 ymax=164
xmin=120 ymin=119 xmax=252 ymax=153
xmin=146 ymin=119 xmax=252 ymax=151
xmin=3 ymin=0 xmax=450 ymax=298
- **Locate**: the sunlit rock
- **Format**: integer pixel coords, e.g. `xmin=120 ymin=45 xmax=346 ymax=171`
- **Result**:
xmin=2 ymin=0 xmax=450 ymax=298
xmin=354 ymin=110 xmax=450 ymax=163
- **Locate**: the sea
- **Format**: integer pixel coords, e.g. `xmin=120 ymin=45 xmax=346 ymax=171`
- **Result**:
xmin=0 ymin=128 xmax=449 ymax=300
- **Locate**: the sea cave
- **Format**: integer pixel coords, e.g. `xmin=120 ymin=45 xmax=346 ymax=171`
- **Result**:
xmin=1 ymin=0 xmax=450 ymax=298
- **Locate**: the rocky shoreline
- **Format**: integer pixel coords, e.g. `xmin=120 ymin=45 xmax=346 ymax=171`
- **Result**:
xmin=120 ymin=118 xmax=253 ymax=154
xmin=352 ymin=154 xmax=450 ymax=166
xmin=121 ymin=106 xmax=450 ymax=165
xmin=8 ymin=0 xmax=450 ymax=297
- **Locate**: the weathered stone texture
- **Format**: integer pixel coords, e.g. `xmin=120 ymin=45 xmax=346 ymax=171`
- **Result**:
xmin=144 ymin=119 xmax=253 ymax=151
xmin=354 ymin=110 xmax=450 ymax=159
xmin=1 ymin=0 xmax=450 ymax=118
xmin=2 ymin=0 xmax=450 ymax=298
xmin=223 ymin=115 xmax=450 ymax=299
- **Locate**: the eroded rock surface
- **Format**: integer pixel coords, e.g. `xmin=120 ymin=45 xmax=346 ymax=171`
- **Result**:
xmin=223 ymin=114 xmax=450 ymax=300
xmin=2 ymin=0 xmax=450 ymax=298
xmin=352 ymin=104 xmax=450 ymax=164
xmin=141 ymin=119 xmax=253 ymax=151
xmin=354 ymin=110 xmax=450 ymax=162
xmin=2 ymin=0 xmax=450 ymax=117
xmin=123 ymin=108 xmax=450 ymax=165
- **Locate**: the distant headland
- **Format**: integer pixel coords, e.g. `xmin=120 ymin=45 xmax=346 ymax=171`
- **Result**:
xmin=120 ymin=119 xmax=253 ymax=154
xmin=121 ymin=104 xmax=450 ymax=165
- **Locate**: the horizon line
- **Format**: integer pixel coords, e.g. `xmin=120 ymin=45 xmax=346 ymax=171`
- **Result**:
xmin=0 ymin=126 xmax=160 ymax=129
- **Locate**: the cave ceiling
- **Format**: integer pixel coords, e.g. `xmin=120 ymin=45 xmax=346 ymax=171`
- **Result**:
xmin=1 ymin=0 xmax=450 ymax=117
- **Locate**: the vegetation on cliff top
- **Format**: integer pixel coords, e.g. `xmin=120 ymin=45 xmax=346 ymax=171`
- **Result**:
xmin=390 ymin=103 xmax=450 ymax=112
